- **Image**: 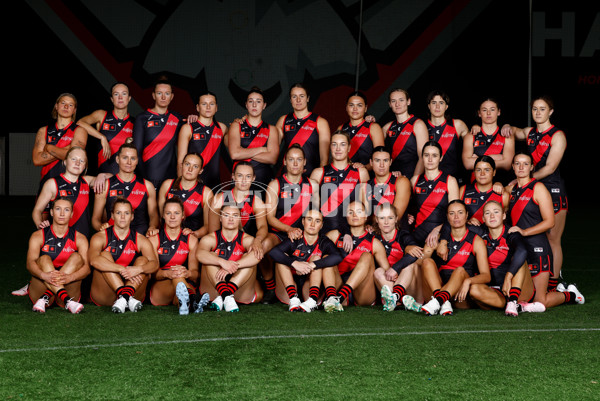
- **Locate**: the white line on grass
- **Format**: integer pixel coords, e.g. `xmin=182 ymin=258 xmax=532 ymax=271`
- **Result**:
xmin=1 ymin=327 xmax=599 ymax=353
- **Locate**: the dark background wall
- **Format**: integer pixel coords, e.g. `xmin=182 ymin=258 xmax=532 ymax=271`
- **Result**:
xmin=6 ymin=0 xmax=599 ymax=206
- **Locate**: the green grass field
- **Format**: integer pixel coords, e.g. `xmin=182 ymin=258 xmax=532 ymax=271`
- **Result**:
xmin=1 ymin=196 xmax=598 ymax=400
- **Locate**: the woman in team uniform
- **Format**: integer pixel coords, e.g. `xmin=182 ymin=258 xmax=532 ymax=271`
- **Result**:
xmin=177 ymin=91 xmax=227 ymax=190
xmin=26 ymin=197 xmax=89 ymax=314
xmin=459 ymin=155 xmax=508 ymax=226
xmin=367 ymin=146 xmax=412 ymax=224
xmin=337 ymin=91 xmax=385 ymax=171
xmin=269 ymin=209 xmax=342 ymax=312
xmin=462 ymin=98 xmax=514 ymax=184
xmin=275 ymin=83 xmax=331 ymax=177
xmin=32 ymin=93 xmax=88 ymax=217
xmin=77 ymin=82 xmax=134 ymax=175
xmin=425 ymin=90 xmax=469 ymax=183
xmin=196 ymin=205 xmax=263 ymax=311
xmin=409 ymin=141 xmax=460 ymax=248
xmin=420 ymin=200 xmax=491 ymax=316
xmin=503 ymin=96 xmax=568 ymax=291
xmin=227 ymin=86 xmax=279 ymax=193
xmin=88 ymin=198 xmax=159 ymax=312
xmin=381 ymin=88 xmax=428 ymax=178
xmin=464 ymin=201 xmax=536 ymax=316
xmin=148 ymin=197 xmax=208 ymax=315
xmin=505 ymin=153 xmax=583 ymax=311
xmin=92 ymin=143 xmax=160 ymax=236
xmin=310 ymin=130 xmax=370 ymax=235
xmin=322 ymin=201 xmax=389 ymax=312
xmin=32 ymin=146 xmax=102 ymax=239
xmin=372 ymin=203 xmax=424 ymax=312
xmin=158 ymin=153 xmax=214 ymax=239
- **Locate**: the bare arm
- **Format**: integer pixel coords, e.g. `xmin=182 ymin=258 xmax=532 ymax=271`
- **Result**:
xmin=317 ymin=117 xmax=331 ymax=167
xmin=176 ymin=123 xmax=192 ymax=176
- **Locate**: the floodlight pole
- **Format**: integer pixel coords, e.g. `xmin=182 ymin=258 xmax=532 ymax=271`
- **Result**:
xmin=354 ymin=0 xmax=363 ymax=91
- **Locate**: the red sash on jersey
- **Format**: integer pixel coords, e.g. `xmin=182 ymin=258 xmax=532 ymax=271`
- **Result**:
xmin=440 ymin=232 xmax=473 ymax=271
xmin=41 ymin=123 xmax=75 ymax=178
xmin=428 ymin=120 xmax=455 ymax=156
xmin=70 ymin=177 xmax=90 ymax=228
xmin=348 ymin=122 xmax=371 ymax=160
xmin=98 ymin=112 xmax=133 ymax=165
xmin=385 ymin=230 xmax=405 ymax=265
xmin=337 ymin=232 xmax=373 ymax=274
xmin=183 ymin=186 xmax=204 ymax=219
xmin=510 ymin=181 xmax=535 ymax=226
xmin=44 ymin=227 xmax=78 ymax=268
xmin=199 ymin=123 xmax=223 ymax=167
xmin=389 ymin=116 xmax=415 ymax=159
xmin=288 ymin=114 xmax=318 ymax=148
xmin=142 ymin=113 xmax=179 ymax=162
xmin=277 ymin=177 xmax=312 ymax=229
xmin=321 ymin=168 xmax=361 ymax=217
xmin=486 ymin=228 xmax=509 ymax=270
xmin=105 ymin=229 xmax=138 ymax=267
xmin=527 ymin=126 xmax=554 ymax=166
xmin=481 ymin=128 xmax=505 ymax=156
xmin=415 ymin=172 xmax=447 ymax=227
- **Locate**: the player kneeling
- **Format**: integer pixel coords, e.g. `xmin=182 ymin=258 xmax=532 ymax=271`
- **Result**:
xmin=89 ymin=198 xmax=159 ymax=313
xmin=26 ymin=197 xmax=90 ymax=314
xmin=196 ymin=205 xmax=262 ymax=312
xmin=269 ymin=209 xmax=342 ymax=312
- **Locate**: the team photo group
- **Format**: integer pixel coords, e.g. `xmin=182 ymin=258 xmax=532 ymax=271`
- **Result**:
xmin=16 ymin=77 xmax=584 ymax=319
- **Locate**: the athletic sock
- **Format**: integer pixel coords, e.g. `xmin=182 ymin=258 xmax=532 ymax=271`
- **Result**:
xmin=264 ymin=278 xmax=276 ymax=292
xmin=285 ymin=285 xmax=298 ymax=299
xmin=56 ymin=288 xmax=69 ymax=304
xmin=508 ymin=287 xmax=522 ymax=303
xmin=563 ymin=291 xmax=577 ymax=304
xmin=337 ymin=284 xmax=353 ymax=304
xmin=227 ymin=282 xmax=239 ymax=295
xmin=216 ymin=281 xmax=233 ymax=298
xmin=392 ymin=284 xmax=406 ymax=300
xmin=40 ymin=290 xmax=53 ymax=302
xmin=548 ymin=277 xmax=558 ymax=292
xmin=434 ymin=290 xmax=450 ymax=305
xmin=309 ymin=286 xmax=320 ymax=301
xmin=325 ymin=286 xmax=337 ymax=299
xmin=116 ymin=285 xmax=135 ymax=301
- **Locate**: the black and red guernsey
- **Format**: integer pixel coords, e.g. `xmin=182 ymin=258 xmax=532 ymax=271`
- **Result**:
xmin=367 ymin=173 xmax=396 ymax=212
xmin=238 ymin=119 xmax=273 ymax=188
xmin=222 ymin=189 xmax=258 ymax=236
xmin=103 ymin=227 xmax=139 ymax=267
xmin=105 ymin=174 xmax=149 ymax=234
xmin=269 ymin=235 xmax=342 ymax=273
xmin=133 ymin=109 xmax=183 ymax=187
xmin=212 ymin=230 xmax=246 ymax=261
xmin=272 ymin=174 xmax=313 ymax=232
xmin=467 ymin=224 xmax=528 ymax=287
xmin=472 ymin=126 xmax=505 ymax=158
xmin=166 ymin=181 xmax=205 ymax=232
xmin=427 ymin=119 xmax=460 ymax=177
xmin=39 ymin=122 xmax=78 ymax=191
xmin=156 ymin=228 xmax=190 ymax=269
xmin=411 ymin=171 xmax=450 ymax=244
xmin=334 ymin=231 xmax=375 ymax=275
xmin=319 ymin=164 xmax=361 ymax=233
xmin=341 ymin=120 xmax=374 ymax=167
xmin=438 ymin=230 xmax=478 ymax=275
xmin=40 ymin=226 xmax=78 ymax=268
xmin=527 ymin=125 xmax=564 ymax=190
xmin=461 ymin=182 xmax=503 ymax=224
xmin=187 ymin=119 xmax=224 ymax=189
xmin=52 ymin=174 xmax=92 ymax=238
xmin=282 ymin=113 xmax=321 ymax=175
xmin=385 ymin=115 xmax=419 ymax=177
xmin=97 ymin=111 xmax=134 ymax=174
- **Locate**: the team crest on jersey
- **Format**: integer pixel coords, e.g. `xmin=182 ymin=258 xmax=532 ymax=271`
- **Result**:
xmin=158 ymin=247 xmax=170 ymax=255
xmin=147 ymin=120 xmax=160 ymax=128
xmin=109 ymin=189 xmax=124 ymax=197
xmin=193 ymin=133 xmax=206 ymax=140
xmin=102 ymin=123 xmax=116 ymax=131
xmin=59 ymin=189 xmax=74 ymax=197
xmin=42 ymin=245 xmax=56 ymax=253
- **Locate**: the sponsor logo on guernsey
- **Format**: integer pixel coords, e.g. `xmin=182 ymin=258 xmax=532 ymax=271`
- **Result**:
xmin=131 ymin=189 xmax=146 ymax=196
